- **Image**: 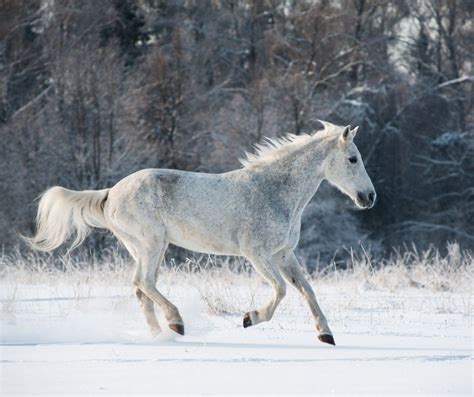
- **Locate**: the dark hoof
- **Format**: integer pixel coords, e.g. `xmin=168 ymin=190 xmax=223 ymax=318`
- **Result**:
xmin=243 ymin=312 xmax=252 ymax=328
xmin=169 ymin=323 xmax=185 ymax=335
xmin=318 ymin=334 xmax=336 ymax=346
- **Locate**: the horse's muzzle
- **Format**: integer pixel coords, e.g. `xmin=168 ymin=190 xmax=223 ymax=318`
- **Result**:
xmin=357 ymin=191 xmax=376 ymax=209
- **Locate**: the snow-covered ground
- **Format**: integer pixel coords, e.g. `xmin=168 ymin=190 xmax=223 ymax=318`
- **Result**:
xmin=1 ymin=257 xmax=472 ymax=395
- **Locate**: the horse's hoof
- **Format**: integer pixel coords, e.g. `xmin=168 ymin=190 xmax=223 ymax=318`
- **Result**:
xmin=318 ymin=334 xmax=336 ymax=345
xmin=243 ymin=312 xmax=252 ymax=328
xmin=169 ymin=323 xmax=185 ymax=335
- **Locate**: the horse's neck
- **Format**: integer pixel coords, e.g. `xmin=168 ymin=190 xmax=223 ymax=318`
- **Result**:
xmin=251 ymin=138 xmax=330 ymax=212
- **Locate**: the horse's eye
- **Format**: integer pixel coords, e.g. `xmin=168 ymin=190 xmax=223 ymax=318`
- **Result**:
xmin=349 ymin=156 xmax=357 ymax=164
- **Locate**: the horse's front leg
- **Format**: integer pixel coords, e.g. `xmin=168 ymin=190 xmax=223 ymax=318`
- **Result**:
xmin=276 ymin=251 xmax=335 ymax=345
xmin=243 ymin=254 xmax=287 ymax=328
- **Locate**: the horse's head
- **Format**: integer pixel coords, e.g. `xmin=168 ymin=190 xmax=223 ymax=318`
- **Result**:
xmin=324 ymin=125 xmax=376 ymax=209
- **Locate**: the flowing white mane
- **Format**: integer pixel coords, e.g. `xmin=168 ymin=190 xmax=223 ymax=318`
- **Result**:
xmin=239 ymin=120 xmax=340 ymax=167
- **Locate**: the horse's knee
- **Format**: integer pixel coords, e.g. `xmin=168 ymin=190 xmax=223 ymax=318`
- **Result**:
xmin=132 ymin=270 xmax=141 ymax=288
xmin=275 ymin=282 xmax=287 ymax=300
xmin=135 ymin=288 xmax=143 ymax=300
xmin=135 ymin=288 xmax=153 ymax=310
xmin=139 ymin=279 xmax=158 ymax=295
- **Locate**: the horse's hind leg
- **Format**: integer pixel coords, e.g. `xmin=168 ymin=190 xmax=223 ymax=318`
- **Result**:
xmin=135 ymin=288 xmax=162 ymax=336
xmin=133 ymin=239 xmax=185 ymax=335
xmin=114 ymin=232 xmax=163 ymax=336
xmin=243 ymin=254 xmax=286 ymax=328
xmin=114 ymin=227 xmax=183 ymax=336
xmin=134 ymin=258 xmax=163 ymax=335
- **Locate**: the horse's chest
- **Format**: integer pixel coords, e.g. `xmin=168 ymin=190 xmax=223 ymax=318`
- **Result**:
xmin=259 ymin=214 xmax=302 ymax=253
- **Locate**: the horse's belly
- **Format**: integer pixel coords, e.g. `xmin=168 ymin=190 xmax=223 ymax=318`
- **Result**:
xmin=165 ymin=223 xmax=239 ymax=256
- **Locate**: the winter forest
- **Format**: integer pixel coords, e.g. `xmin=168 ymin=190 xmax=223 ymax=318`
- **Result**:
xmin=0 ymin=0 xmax=473 ymax=265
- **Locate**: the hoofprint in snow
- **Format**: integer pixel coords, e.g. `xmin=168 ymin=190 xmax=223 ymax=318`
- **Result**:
xmin=1 ymin=259 xmax=472 ymax=396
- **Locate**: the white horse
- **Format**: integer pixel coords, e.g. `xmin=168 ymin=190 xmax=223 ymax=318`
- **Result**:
xmin=27 ymin=120 xmax=376 ymax=345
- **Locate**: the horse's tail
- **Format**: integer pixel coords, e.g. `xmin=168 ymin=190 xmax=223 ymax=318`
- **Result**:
xmin=25 ymin=186 xmax=110 ymax=252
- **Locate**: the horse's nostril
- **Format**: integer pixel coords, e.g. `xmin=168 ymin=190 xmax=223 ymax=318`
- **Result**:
xmin=357 ymin=192 xmax=365 ymax=203
xmin=368 ymin=192 xmax=375 ymax=203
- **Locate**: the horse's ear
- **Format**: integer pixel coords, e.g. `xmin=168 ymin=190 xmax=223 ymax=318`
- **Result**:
xmin=351 ymin=126 xmax=359 ymax=137
xmin=340 ymin=125 xmax=352 ymax=143
xmin=340 ymin=125 xmax=359 ymax=144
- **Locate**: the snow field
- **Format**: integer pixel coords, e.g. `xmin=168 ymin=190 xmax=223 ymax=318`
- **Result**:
xmin=1 ymin=250 xmax=472 ymax=395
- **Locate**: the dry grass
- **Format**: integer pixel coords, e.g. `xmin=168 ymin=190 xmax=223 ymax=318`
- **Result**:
xmin=1 ymin=243 xmax=472 ymax=318
xmin=318 ymin=243 xmax=473 ymax=292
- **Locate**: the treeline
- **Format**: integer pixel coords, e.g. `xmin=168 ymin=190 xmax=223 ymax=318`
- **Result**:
xmin=0 ymin=0 xmax=472 ymax=265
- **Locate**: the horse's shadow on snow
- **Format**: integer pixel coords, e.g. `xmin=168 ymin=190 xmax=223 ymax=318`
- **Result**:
xmin=165 ymin=339 xmax=470 ymax=354
xmin=4 ymin=339 xmax=470 ymax=356
xmin=3 ymin=339 xmax=470 ymax=364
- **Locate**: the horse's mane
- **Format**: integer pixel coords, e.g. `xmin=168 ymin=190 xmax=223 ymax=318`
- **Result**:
xmin=239 ymin=120 xmax=340 ymax=167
